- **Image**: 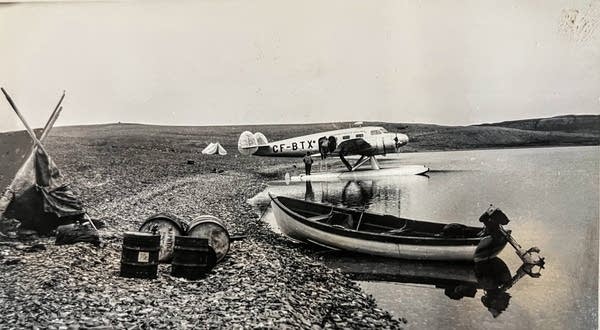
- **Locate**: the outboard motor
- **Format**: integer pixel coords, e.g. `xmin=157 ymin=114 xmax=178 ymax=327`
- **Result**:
xmin=479 ymin=206 xmax=510 ymax=237
xmin=479 ymin=205 xmax=545 ymax=267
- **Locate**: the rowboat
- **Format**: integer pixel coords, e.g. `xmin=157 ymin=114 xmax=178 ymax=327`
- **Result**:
xmin=269 ymin=194 xmax=508 ymax=262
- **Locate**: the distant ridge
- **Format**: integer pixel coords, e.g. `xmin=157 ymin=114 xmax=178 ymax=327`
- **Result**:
xmin=376 ymin=114 xmax=599 ymax=151
xmin=478 ymin=115 xmax=600 ymax=135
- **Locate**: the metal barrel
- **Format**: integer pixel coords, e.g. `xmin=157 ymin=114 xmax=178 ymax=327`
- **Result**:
xmin=120 ymin=232 xmax=160 ymax=279
xmin=139 ymin=213 xmax=188 ymax=263
xmin=186 ymin=215 xmax=230 ymax=262
xmin=171 ymin=236 xmax=217 ymax=280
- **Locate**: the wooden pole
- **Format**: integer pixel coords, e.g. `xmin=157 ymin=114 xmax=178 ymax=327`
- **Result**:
xmin=83 ymin=213 xmax=98 ymax=231
xmin=40 ymin=91 xmax=65 ymax=142
xmin=40 ymin=106 xmax=63 ymax=142
xmin=1 ymin=87 xmax=49 ymax=155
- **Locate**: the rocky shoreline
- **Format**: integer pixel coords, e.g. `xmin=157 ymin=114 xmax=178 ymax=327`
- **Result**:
xmin=0 ymin=130 xmax=405 ymax=329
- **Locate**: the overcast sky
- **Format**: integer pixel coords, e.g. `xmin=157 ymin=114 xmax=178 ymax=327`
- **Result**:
xmin=0 ymin=0 xmax=598 ymax=132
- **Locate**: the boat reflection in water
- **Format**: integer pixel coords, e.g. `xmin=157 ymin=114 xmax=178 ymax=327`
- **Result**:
xmin=316 ymin=180 xmax=379 ymax=208
xmin=274 ymin=179 xmax=381 ymax=208
xmin=249 ymin=176 xmax=426 ymax=216
xmin=321 ymin=253 xmax=542 ymax=318
xmin=304 ymin=180 xmax=378 ymax=209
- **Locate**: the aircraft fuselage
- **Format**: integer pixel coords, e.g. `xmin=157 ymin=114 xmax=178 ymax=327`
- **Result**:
xmin=251 ymin=126 xmax=408 ymax=157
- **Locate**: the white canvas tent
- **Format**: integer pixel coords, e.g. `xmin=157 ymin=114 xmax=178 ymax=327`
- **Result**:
xmin=201 ymin=142 xmax=227 ymax=155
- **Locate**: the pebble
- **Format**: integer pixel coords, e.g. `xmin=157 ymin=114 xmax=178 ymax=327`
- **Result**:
xmin=0 ymin=132 xmax=405 ymax=329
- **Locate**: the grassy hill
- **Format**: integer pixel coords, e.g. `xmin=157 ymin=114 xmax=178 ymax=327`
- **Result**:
xmin=379 ymin=117 xmax=599 ymax=152
xmin=478 ymin=115 xmax=600 ymax=135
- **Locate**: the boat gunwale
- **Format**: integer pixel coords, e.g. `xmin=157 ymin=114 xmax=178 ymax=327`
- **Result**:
xmin=269 ymin=194 xmax=487 ymax=246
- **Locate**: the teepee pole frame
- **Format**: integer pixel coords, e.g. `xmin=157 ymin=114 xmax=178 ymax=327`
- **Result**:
xmin=0 ymin=88 xmax=66 ymax=218
xmin=40 ymin=91 xmax=65 ymax=142
xmin=1 ymin=87 xmax=50 ymax=155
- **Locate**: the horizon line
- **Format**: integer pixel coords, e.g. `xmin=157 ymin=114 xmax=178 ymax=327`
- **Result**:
xmin=1 ymin=112 xmax=598 ymax=134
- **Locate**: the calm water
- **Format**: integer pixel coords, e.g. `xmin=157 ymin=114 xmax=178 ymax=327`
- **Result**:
xmin=249 ymin=146 xmax=599 ymax=330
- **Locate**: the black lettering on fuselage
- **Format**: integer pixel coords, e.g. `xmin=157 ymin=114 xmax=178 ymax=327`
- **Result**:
xmin=280 ymin=144 xmax=285 ymax=152
xmin=272 ymin=145 xmax=278 ymax=153
xmin=307 ymin=140 xmax=314 ymax=149
xmin=292 ymin=142 xmax=298 ymax=150
xmin=300 ymin=141 xmax=305 ymax=149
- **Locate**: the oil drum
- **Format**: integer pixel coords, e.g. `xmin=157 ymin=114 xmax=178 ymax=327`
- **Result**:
xmin=186 ymin=215 xmax=230 ymax=262
xmin=120 ymin=232 xmax=160 ymax=279
xmin=139 ymin=213 xmax=188 ymax=263
xmin=171 ymin=236 xmax=217 ymax=280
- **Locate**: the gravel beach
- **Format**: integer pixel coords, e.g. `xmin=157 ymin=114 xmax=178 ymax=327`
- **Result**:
xmin=0 ymin=124 xmax=405 ymax=329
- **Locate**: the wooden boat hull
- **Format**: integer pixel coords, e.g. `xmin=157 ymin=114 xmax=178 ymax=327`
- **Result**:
xmin=270 ymin=195 xmax=507 ymax=262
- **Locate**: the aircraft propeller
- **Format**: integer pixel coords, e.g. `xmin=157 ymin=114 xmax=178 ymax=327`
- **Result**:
xmin=394 ymin=134 xmax=400 ymax=151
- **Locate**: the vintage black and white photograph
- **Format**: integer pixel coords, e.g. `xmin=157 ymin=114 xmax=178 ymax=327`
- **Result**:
xmin=0 ymin=0 xmax=598 ymax=329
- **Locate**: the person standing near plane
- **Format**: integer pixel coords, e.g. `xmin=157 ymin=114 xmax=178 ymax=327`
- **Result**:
xmin=303 ymin=151 xmax=314 ymax=175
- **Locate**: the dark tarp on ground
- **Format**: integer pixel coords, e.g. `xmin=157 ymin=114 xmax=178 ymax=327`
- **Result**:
xmin=1 ymin=146 xmax=84 ymax=234
xmin=55 ymin=223 xmax=100 ymax=246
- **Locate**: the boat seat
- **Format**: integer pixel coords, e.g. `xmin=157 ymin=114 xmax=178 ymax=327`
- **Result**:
xmin=386 ymin=227 xmax=412 ymax=235
xmin=332 ymin=225 xmax=347 ymax=230
xmin=328 ymin=212 xmax=354 ymax=229
xmin=385 ymin=220 xmax=411 ymax=235
xmin=308 ymin=206 xmax=335 ymax=223
xmin=308 ymin=214 xmax=332 ymax=222
xmin=306 ymin=209 xmax=354 ymax=229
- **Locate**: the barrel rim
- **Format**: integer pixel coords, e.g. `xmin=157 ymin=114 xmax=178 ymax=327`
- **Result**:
xmin=187 ymin=216 xmax=230 ymax=261
xmin=140 ymin=212 xmax=189 ymax=233
xmin=174 ymin=235 xmax=209 ymax=242
xmin=123 ymin=231 xmax=161 ymax=238
xmin=122 ymin=245 xmax=161 ymax=251
xmin=120 ymin=261 xmax=160 ymax=266
xmin=189 ymin=214 xmax=225 ymax=223
xmin=187 ymin=220 xmax=231 ymax=240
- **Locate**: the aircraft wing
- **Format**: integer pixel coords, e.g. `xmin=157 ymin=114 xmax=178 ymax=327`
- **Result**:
xmin=337 ymin=138 xmax=374 ymax=156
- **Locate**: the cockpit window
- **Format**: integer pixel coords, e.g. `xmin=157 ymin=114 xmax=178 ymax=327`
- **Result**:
xmin=371 ymin=130 xmax=382 ymax=135
xmin=342 ymin=135 xmax=350 ymax=140
xmin=356 ymin=133 xmax=364 ymax=138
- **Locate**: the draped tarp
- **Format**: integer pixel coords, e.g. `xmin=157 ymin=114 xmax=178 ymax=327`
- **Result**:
xmin=0 ymin=146 xmax=84 ymax=234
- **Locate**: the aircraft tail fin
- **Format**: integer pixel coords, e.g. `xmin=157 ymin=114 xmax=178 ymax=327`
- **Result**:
xmin=238 ymin=131 xmax=268 ymax=155
xmin=254 ymin=132 xmax=268 ymax=145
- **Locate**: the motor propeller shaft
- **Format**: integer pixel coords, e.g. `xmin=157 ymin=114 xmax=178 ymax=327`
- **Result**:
xmin=480 ymin=205 xmax=545 ymax=267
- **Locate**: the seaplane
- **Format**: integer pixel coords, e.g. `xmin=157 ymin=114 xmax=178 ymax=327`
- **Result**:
xmin=237 ymin=122 xmax=429 ymax=180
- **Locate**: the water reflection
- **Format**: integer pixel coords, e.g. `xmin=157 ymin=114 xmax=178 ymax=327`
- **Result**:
xmin=304 ymin=181 xmax=314 ymax=201
xmin=322 ymin=253 xmax=542 ymax=318
xmin=305 ymin=180 xmax=378 ymax=209
xmin=303 ymin=179 xmax=411 ymax=215
xmin=249 ymin=147 xmax=599 ymax=329
xmin=248 ymin=176 xmax=427 ymax=219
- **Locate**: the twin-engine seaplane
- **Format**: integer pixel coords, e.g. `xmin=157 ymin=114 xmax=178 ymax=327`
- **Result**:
xmin=237 ymin=123 xmax=429 ymax=179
